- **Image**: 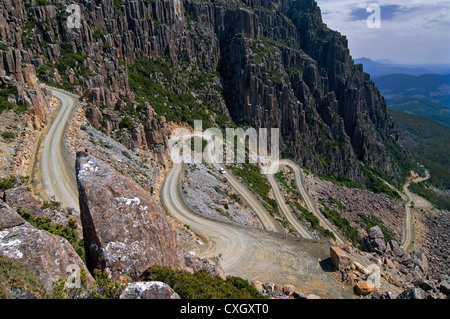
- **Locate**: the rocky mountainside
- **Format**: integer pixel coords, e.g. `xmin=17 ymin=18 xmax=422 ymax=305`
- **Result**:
xmin=0 ymin=0 xmax=448 ymax=300
xmin=0 ymin=0 xmax=409 ymax=187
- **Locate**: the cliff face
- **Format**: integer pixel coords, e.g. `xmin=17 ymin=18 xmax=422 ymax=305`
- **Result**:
xmin=0 ymin=0 xmax=405 ymax=184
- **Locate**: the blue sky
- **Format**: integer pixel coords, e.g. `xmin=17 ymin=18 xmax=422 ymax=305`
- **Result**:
xmin=315 ymin=0 xmax=450 ymax=65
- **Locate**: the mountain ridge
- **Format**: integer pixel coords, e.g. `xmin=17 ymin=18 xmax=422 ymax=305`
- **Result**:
xmin=355 ymin=57 xmax=450 ymax=79
xmin=0 ymin=0 xmax=412 ymax=187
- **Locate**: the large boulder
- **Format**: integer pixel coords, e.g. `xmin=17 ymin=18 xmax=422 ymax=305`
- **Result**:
xmin=76 ymin=152 xmax=186 ymax=282
xmin=3 ymin=186 xmax=42 ymax=217
xmin=354 ymin=280 xmax=375 ymax=296
xmin=388 ymin=240 xmax=406 ymax=258
xmin=410 ymin=251 xmax=428 ymax=274
xmin=363 ymin=226 xmax=386 ymax=255
xmin=0 ymin=201 xmax=94 ymax=294
xmin=330 ymin=246 xmax=350 ymax=270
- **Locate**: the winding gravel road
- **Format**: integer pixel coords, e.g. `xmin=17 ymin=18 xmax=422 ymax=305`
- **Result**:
xmin=33 ymin=88 xmax=80 ymax=212
xmin=401 ymin=170 xmax=431 ymax=251
xmin=32 ymin=90 xmax=352 ymax=295
xmin=160 ymin=134 xmax=354 ymax=296
xmin=268 ymin=159 xmax=346 ymax=244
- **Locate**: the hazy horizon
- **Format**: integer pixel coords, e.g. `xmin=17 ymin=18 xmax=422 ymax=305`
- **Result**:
xmin=315 ymin=0 xmax=450 ymax=65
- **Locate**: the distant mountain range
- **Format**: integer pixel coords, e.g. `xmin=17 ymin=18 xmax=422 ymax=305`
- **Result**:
xmin=371 ymin=73 xmax=450 ymax=127
xmin=354 ymin=57 xmax=450 ymax=79
xmin=374 ymin=73 xmax=450 ymax=103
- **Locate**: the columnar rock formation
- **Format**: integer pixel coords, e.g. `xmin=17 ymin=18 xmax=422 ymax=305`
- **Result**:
xmin=0 ymin=0 xmax=406 ymax=184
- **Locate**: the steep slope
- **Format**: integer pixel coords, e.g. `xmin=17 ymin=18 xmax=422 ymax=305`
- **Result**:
xmin=0 ymin=0 xmax=410 ymax=187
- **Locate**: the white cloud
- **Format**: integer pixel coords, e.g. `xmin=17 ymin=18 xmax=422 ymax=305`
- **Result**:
xmin=315 ymin=0 xmax=450 ymax=64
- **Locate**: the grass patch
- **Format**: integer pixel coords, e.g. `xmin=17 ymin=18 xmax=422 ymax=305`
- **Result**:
xmin=147 ymin=265 xmax=266 ymax=299
xmin=0 ymin=86 xmax=27 ymax=114
xmin=228 ymin=162 xmax=278 ymax=213
xmin=292 ymin=201 xmax=335 ymax=240
xmin=328 ymin=196 xmax=346 ymax=211
xmin=360 ymin=164 xmax=401 ymax=199
xmin=321 ymin=203 xmax=361 ymax=245
xmin=128 ymin=57 xmax=225 ymax=128
xmin=0 ymin=255 xmax=47 ymax=299
xmin=318 ymin=173 xmax=364 ymax=189
xmin=0 ymin=175 xmax=16 ymax=191
xmin=52 ymin=268 xmax=125 ymax=299
xmin=1 ymin=131 xmax=16 ymax=142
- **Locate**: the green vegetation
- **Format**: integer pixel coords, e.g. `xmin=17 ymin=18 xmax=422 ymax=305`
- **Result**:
xmin=285 ymin=63 xmax=304 ymax=74
xmin=0 ymin=255 xmax=47 ymax=299
xmin=34 ymin=0 xmax=52 ymax=6
xmin=228 ymin=162 xmax=278 ymax=213
xmin=318 ymin=173 xmax=364 ymax=189
xmin=17 ymin=208 xmax=85 ymax=263
xmin=148 ymin=265 xmax=266 ymax=299
xmin=87 ymin=269 xmax=125 ymax=299
xmin=357 ymin=213 xmax=397 ymax=243
xmin=128 ymin=57 xmax=226 ymax=128
xmin=384 ymin=140 xmax=425 ymax=186
xmin=118 ymin=116 xmax=135 ymax=131
xmin=388 ymin=98 xmax=450 ymax=127
xmin=52 ymin=268 xmax=125 ymax=299
xmin=321 ymin=203 xmax=361 ymax=245
xmin=37 ymin=42 xmax=92 ymax=90
xmin=328 ymin=197 xmax=346 ymax=211
xmin=360 ymin=164 xmax=401 ymax=199
xmin=292 ymin=201 xmax=335 ymax=240
xmin=0 ymin=86 xmax=27 ymax=114
xmin=190 ymin=136 xmax=208 ymax=153
xmin=0 ymin=42 xmax=9 ymax=51
xmin=92 ymin=28 xmax=105 ymax=40
xmin=269 ymin=70 xmax=283 ymax=84
xmin=1 ymin=131 xmax=16 ymax=142
xmin=388 ymin=109 xmax=450 ymax=190
xmin=0 ymin=175 xmax=16 ymax=191
xmin=275 ymin=168 xmax=335 ymax=239
xmin=56 ymin=43 xmax=86 ymax=74
xmin=41 ymin=199 xmax=62 ymax=209
xmin=409 ymin=181 xmax=450 ymax=211
xmin=275 ymin=170 xmax=300 ymax=198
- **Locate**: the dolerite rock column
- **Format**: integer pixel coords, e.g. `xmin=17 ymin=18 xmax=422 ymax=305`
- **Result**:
xmin=75 ymin=151 xmax=185 ymax=282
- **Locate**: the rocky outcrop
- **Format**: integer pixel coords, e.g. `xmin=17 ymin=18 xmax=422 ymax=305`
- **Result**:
xmin=330 ymin=246 xmax=350 ymax=271
xmin=76 ymin=151 xmax=186 ymax=282
xmin=361 ymin=226 xmax=448 ymax=299
xmin=3 ymin=186 xmax=83 ymax=237
xmin=362 ymin=225 xmax=387 ymax=255
xmin=119 ymin=281 xmax=180 ymax=299
xmin=0 ymin=200 xmax=94 ymax=294
xmin=3 ymin=186 xmax=42 ymax=217
xmin=184 ymin=252 xmax=226 ymax=280
xmin=0 ymin=47 xmax=53 ymax=129
xmin=1 ymin=0 xmax=406 ymax=184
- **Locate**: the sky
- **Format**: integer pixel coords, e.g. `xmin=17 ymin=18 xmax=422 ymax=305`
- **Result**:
xmin=315 ymin=0 xmax=450 ymax=65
